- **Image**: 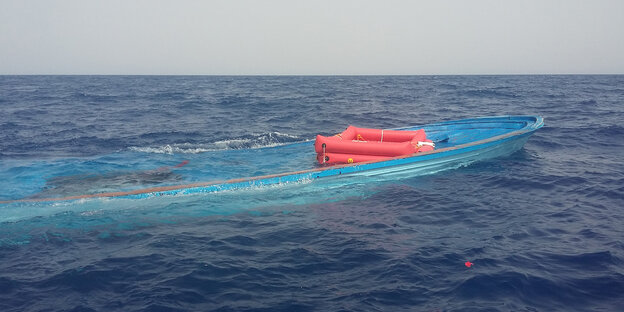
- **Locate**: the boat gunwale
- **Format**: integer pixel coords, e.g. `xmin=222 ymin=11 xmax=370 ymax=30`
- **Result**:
xmin=0 ymin=116 xmax=543 ymax=204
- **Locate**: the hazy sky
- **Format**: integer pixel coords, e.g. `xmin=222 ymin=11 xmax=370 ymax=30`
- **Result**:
xmin=1 ymin=0 xmax=622 ymax=75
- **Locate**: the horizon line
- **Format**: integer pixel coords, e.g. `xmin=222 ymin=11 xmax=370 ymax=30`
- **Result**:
xmin=1 ymin=73 xmax=623 ymax=76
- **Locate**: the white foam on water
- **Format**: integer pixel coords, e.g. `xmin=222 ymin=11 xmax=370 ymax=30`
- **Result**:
xmin=129 ymin=132 xmax=308 ymax=154
xmin=129 ymin=144 xmax=212 ymax=154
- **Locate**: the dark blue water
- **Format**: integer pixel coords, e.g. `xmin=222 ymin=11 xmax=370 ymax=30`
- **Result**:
xmin=1 ymin=75 xmax=623 ymax=311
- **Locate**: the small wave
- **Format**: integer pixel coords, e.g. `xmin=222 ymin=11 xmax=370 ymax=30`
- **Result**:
xmin=578 ymin=99 xmax=598 ymax=105
xmin=129 ymin=144 xmax=211 ymax=154
xmin=462 ymin=88 xmax=518 ymax=98
xmin=129 ymin=132 xmax=306 ymax=154
xmin=72 ymin=91 xmax=121 ymax=102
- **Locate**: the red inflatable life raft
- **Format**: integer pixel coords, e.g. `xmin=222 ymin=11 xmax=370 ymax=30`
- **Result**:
xmin=315 ymin=125 xmax=435 ymax=165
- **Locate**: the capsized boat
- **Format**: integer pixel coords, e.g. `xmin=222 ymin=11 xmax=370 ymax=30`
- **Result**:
xmin=1 ymin=116 xmax=543 ymax=203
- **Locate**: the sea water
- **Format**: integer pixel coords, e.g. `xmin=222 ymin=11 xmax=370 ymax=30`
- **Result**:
xmin=1 ymin=75 xmax=623 ymax=311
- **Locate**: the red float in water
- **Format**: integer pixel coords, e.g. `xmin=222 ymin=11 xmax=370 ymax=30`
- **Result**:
xmin=315 ymin=126 xmax=434 ymax=165
xmin=465 ymin=261 xmax=473 ymax=268
xmin=174 ymin=160 xmax=190 ymax=168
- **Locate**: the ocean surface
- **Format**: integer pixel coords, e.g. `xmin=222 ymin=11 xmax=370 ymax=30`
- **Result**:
xmin=0 ymin=75 xmax=623 ymax=311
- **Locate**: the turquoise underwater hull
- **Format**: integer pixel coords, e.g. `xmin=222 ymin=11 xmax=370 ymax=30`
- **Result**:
xmin=3 ymin=116 xmax=543 ymax=203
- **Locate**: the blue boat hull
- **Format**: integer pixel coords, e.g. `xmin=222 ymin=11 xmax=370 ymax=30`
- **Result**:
xmin=1 ymin=116 xmax=543 ymax=203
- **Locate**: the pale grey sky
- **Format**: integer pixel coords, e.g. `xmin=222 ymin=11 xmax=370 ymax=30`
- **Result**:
xmin=1 ymin=0 xmax=622 ymax=75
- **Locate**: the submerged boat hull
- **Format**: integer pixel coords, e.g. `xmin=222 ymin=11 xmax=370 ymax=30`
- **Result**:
xmin=1 ymin=116 xmax=543 ymax=203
